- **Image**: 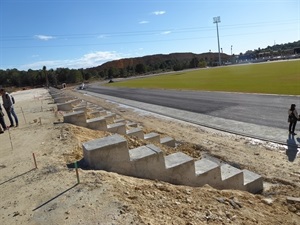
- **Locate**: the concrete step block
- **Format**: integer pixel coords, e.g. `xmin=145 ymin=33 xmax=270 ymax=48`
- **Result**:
xmin=160 ymin=136 xmax=176 ymax=147
xmin=77 ymin=100 xmax=87 ymax=106
xmin=129 ymin=144 xmax=165 ymax=179
xmin=144 ymin=132 xmax=160 ymax=143
xmin=88 ymin=111 xmax=100 ymax=118
xmin=126 ymin=128 xmax=144 ymax=139
xmin=220 ymin=164 xmax=244 ymax=190
xmin=104 ymin=113 xmax=117 ymax=123
xmin=242 ymin=169 xmax=263 ymax=193
xmin=68 ymin=99 xmax=82 ymax=106
xmin=54 ymin=96 xmax=74 ymax=103
xmin=99 ymin=110 xmax=107 ymax=116
xmin=73 ymin=106 xmax=87 ymax=113
xmin=164 ymin=152 xmax=195 ymax=185
xmin=107 ymin=122 xmax=126 ymax=135
xmin=57 ymin=102 xmax=72 ymax=111
xmin=194 ymin=158 xmax=222 ymax=187
xmin=114 ymin=118 xmax=126 ymax=123
xmin=127 ymin=122 xmax=138 ymax=127
xmin=86 ymin=117 xmax=107 ymax=131
xmin=88 ymin=104 xmax=98 ymax=109
xmin=52 ymin=93 xmax=65 ymax=98
xmin=63 ymin=110 xmax=87 ymax=127
xmin=83 ymin=134 xmax=131 ymax=174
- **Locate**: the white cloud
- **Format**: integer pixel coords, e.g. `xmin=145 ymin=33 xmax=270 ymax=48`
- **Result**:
xmin=139 ymin=20 xmax=149 ymax=24
xmin=97 ymin=35 xmax=107 ymax=39
xmin=161 ymin=31 xmax=171 ymax=35
xmin=34 ymin=35 xmax=55 ymax=41
xmin=152 ymin=11 xmax=166 ymax=15
xmin=21 ymin=51 xmax=122 ymax=70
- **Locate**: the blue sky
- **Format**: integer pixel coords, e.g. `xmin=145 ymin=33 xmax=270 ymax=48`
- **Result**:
xmin=0 ymin=0 xmax=299 ymax=70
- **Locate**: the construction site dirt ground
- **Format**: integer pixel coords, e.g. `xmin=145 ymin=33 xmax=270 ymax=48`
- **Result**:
xmin=0 ymin=87 xmax=299 ymax=225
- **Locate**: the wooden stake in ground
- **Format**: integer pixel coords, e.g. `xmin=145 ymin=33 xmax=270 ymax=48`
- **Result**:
xmin=32 ymin=153 xmax=38 ymax=169
xmin=7 ymin=129 xmax=13 ymax=151
xmin=20 ymin=107 xmax=27 ymax=124
xmin=75 ymin=161 xmax=80 ymax=184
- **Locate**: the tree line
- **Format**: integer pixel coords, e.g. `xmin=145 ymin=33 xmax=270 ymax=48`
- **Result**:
xmin=0 ymin=40 xmax=299 ymax=88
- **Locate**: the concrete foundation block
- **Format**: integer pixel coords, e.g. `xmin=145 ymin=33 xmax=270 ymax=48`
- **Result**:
xmin=51 ymin=93 xmax=65 ymax=98
xmin=73 ymin=106 xmax=87 ymax=113
xmin=242 ymin=169 xmax=263 ymax=193
xmin=68 ymin=99 xmax=82 ymax=106
xmin=219 ymin=164 xmax=244 ymax=190
xmin=194 ymin=158 xmax=222 ymax=187
xmin=99 ymin=110 xmax=107 ymax=116
xmin=57 ymin=102 xmax=73 ymax=111
xmin=127 ymin=122 xmax=138 ymax=127
xmin=86 ymin=117 xmax=107 ymax=131
xmin=114 ymin=118 xmax=126 ymax=123
xmin=89 ymin=111 xmax=100 ymax=118
xmin=107 ymin=123 xmax=126 ymax=135
xmin=160 ymin=136 xmax=176 ymax=147
xmin=129 ymin=144 xmax=165 ymax=179
xmin=126 ymin=128 xmax=144 ymax=139
xmin=63 ymin=110 xmax=87 ymax=127
xmin=164 ymin=152 xmax=195 ymax=185
xmin=83 ymin=134 xmax=131 ymax=174
xmin=104 ymin=113 xmax=117 ymax=123
xmin=87 ymin=103 xmax=97 ymax=108
xmin=54 ymin=96 xmax=74 ymax=103
xmin=144 ymin=132 xmax=160 ymax=143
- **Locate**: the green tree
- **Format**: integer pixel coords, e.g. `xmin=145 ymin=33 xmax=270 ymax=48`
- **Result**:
xmin=189 ymin=57 xmax=199 ymax=68
xmin=135 ymin=63 xmax=146 ymax=74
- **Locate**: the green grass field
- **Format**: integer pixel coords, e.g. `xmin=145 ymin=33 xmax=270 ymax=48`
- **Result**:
xmin=107 ymin=60 xmax=300 ymax=95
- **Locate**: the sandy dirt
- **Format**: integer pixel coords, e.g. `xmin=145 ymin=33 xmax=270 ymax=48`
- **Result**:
xmin=0 ymin=87 xmax=299 ymax=225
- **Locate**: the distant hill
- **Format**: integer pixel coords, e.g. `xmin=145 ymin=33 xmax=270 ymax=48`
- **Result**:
xmin=87 ymin=40 xmax=299 ymax=78
xmin=87 ymin=52 xmax=231 ymax=78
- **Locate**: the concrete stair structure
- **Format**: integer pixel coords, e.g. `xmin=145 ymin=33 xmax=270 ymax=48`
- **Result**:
xmin=144 ymin=132 xmax=160 ymax=143
xmin=86 ymin=117 xmax=107 ymax=131
xmin=49 ymin=88 xmax=183 ymax=149
xmin=59 ymin=100 xmax=176 ymax=148
xmin=107 ymin=122 xmax=126 ymax=135
xmin=57 ymin=102 xmax=73 ymax=111
xmin=54 ymin=96 xmax=75 ymax=103
xmin=63 ymin=111 xmax=87 ymax=127
xmin=82 ymin=134 xmax=263 ymax=193
xmin=49 ymin=88 xmax=264 ymax=193
xmin=160 ymin=136 xmax=176 ymax=147
xmin=126 ymin=127 xmax=144 ymax=139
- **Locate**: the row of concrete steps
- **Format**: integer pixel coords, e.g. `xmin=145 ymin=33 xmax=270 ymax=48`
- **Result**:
xmin=83 ymin=134 xmax=263 ymax=193
xmin=48 ymin=89 xmax=176 ymax=148
xmin=49 ymin=88 xmax=263 ymax=193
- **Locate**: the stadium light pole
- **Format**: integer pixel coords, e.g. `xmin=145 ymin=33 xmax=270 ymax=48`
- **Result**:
xmin=213 ymin=16 xmax=221 ymax=66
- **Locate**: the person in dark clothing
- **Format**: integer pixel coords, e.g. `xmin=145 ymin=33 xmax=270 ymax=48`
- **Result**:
xmin=288 ymin=104 xmax=299 ymax=135
xmin=0 ymin=105 xmax=7 ymax=133
xmin=0 ymin=89 xmax=18 ymax=127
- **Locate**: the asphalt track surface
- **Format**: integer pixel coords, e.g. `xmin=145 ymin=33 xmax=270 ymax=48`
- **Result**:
xmin=83 ymin=85 xmax=300 ymax=147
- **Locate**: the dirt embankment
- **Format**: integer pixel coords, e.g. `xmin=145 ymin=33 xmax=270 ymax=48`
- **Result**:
xmin=0 ymin=88 xmax=299 ymax=225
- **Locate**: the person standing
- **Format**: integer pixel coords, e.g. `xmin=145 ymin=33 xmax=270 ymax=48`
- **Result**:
xmin=0 ymin=89 xmax=18 ymax=127
xmin=288 ymin=104 xmax=298 ymax=135
xmin=0 ymin=105 xmax=7 ymax=133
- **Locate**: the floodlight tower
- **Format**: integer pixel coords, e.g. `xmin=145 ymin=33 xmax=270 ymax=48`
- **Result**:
xmin=213 ymin=16 xmax=221 ymax=66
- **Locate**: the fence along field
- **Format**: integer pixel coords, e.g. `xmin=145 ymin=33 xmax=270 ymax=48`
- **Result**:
xmin=107 ymin=60 xmax=300 ymax=95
